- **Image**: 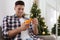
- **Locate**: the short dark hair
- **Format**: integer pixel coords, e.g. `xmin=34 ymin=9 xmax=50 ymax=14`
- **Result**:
xmin=15 ymin=1 xmax=25 ymax=6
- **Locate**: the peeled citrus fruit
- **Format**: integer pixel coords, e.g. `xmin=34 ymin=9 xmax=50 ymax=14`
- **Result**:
xmin=24 ymin=18 xmax=32 ymax=24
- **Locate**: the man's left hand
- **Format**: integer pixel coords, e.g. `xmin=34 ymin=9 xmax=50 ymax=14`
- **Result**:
xmin=32 ymin=18 xmax=38 ymax=26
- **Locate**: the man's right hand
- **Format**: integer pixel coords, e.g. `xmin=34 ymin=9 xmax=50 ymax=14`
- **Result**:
xmin=7 ymin=22 xmax=30 ymax=38
xmin=20 ymin=22 xmax=30 ymax=31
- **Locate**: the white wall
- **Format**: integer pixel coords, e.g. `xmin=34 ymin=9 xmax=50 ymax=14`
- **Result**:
xmin=39 ymin=0 xmax=60 ymax=32
xmin=0 ymin=0 xmax=17 ymax=26
xmin=0 ymin=0 xmax=8 ymax=26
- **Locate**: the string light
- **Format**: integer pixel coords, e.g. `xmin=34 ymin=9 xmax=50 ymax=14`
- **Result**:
xmin=42 ymin=31 xmax=45 ymax=35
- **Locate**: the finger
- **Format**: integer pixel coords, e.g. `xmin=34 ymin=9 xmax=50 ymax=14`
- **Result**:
xmin=33 ymin=18 xmax=38 ymax=22
xmin=33 ymin=20 xmax=38 ymax=23
xmin=25 ymin=24 xmax=30 ymax=26
xmin=34 ymin=18 xmax=37 ymax=20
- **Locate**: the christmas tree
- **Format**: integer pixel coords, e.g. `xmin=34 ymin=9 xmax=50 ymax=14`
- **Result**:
xmin=30 ymin=2 xmax=50 ymax=35
xmin=52 ymin=16 xmax=60 ymax=36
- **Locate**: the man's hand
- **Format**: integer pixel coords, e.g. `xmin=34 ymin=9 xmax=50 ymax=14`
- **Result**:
xmin=32 ymin=18 xmax=38 ymax=35
xmin=20 ymin=22 xmax=30 ymax=31
xmin=8 ymin=22 xmax=30 ymax=38
xmin=32 ymin=18 xmax=38 ymax=26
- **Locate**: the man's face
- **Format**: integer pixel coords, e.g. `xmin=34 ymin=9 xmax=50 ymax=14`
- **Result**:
xmin=14 ymin=5 xmax=24 ymax=17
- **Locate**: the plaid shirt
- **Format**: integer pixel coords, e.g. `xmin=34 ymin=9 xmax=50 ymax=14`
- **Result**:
xmin=2 ymin=14 xmax=38 ymax=40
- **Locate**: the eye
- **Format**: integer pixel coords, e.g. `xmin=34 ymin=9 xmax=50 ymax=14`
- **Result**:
xmin=22 ymin=8 xmax=24 ymax=11
xmin=18 ymin=8 xmax=21 ymax=10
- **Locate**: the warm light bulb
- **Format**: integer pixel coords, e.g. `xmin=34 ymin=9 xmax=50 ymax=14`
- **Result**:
xmin=42 ymin=31 xmax=45 ymax=34
xmin=44 ymin=27 xmax=47 ymax=28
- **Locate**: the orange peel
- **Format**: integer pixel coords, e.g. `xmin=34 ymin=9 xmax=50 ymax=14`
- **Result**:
xmin=24 ymin=18 xmax=32 ymax=24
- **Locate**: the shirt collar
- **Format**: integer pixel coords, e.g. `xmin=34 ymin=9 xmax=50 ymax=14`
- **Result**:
xmin=14 ymin=14 xmax=25 ymax=19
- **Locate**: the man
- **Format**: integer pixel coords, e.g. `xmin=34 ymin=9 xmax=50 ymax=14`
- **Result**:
xmin=2 ymin=1 xmax=38 ymax=40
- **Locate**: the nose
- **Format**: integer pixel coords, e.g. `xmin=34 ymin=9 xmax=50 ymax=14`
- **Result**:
xmin=20 ymin=10 xmax=23 ymax=12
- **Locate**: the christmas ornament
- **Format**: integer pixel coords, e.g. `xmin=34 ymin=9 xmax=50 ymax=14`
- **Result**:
xmin=42 ymin=31 xmax=45 ymax=35
xmin=44 ymin=27 xmax=47 ymax=29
